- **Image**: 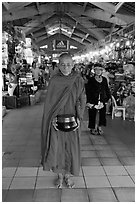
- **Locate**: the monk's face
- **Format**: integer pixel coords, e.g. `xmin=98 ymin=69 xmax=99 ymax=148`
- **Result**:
xmin=59 ymin=56 xmax=74 ymax=76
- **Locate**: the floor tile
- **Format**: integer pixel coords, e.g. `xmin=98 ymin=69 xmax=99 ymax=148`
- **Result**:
xmin=106 ymin=138 xmax=123 ymax=144
xmin=82 ymin=166 xmax=105 ymax=176
xmin=108 ymin=175 xmax=135 ymax=187
xmin=68 ymin=176 xmax=86 ymax=188
xmin=15 ymin=167 xmax=38 ymax=177
xmin=5 ymin=189 xmax=34 ymax=202
xmin=24 ymin=146 xmax=41 ymax=152
xmin=80 ymin=138 xmax=91 ymax=145
xmin=3 ymin=151 xmax=23 ymax=159
xmin=94 ymin=144 xmax=112 ymax=151
xmin=119 ymin=157 xmax=135 ymax=165
xmin=36 ymin=176 xmax=57 ymax=189
xmin=115 ymin=150 xmax=134 ymax=157
xmin=21 ymin=152 xmax=40 ymax=159
xmin=3 ymin=178 xmax=13 ymax=189
xmin=85 ymin=176 xmax=111 ymax=188
xmin=103 ymin=166 xmax=128 ymax=175
xmin=81 ymin=151 xmax=98 ymax=158
xmin=38 ymin=167 xmax=57 ymax=176
xmin=113 ymin=187 xmax=135 ymax=202
xmin=130 ymin=175 xmax=135 ymax=182
xmin=33 ymin=189 xmax=61 ymax=202
xmin=90 ymin=136 xmax=108 ymax=145
xmin=97 ymin=150 xmax=117 ymax=157
xmin=2 ymin=167 xmax=17 ymax=177
xmin=88 ymin=188 xmax=117 ymax=202
xmin=6 ymin=145 xmax=26 ymax=152
xmin=2 ymin=159 xmax=20 ymax=168
xmin=81 ymin=157 xmax=101 ymax=166
xmin=2 ymin=146 xmax=7 ymax=152
xmin=110 ymin=144 xmax=129 ymax=151
xmin=100 ymin=158 xmax=122 ymax=166
xmin=10 ymin=140 xmax=27 ymax=145
xmin=124 ymin=165 xmax=135 ymax=175
xmin=10 ymin=177 xmax=36 ymax=189
xmin=2 ymin=190 xmax=8 ymax=202
xmin=18 ymin=159 xmax=41 ymax=167
xmin=81 ymin=145 xmax=95 ymax=151
xmin=61 ymin=188 xmax=89 ymax=202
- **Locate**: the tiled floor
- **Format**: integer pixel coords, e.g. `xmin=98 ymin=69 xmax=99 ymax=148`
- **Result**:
xmin=2 ymin=91 xmax=135 ymax=202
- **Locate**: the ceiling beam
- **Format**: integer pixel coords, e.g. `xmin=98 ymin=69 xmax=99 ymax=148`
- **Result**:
xmin=87 ymin=4 xmax=134 ymax=25
xmin=2 ymin=4 xmax=55 ymax=22
xmin=33 ymin=30 xmax=47 ymax=38
xmin=84 ymin=9 xmax=127 ymax=26
xmin=2 ymin=2 xmax=10 ymax=11
xmin=2 ymin=7 xmax=38 ymax=21
xmin=25 ymin=24 xmax=44 ymax=36
xmin=65 ymin=4 xmax=107 ymax=39
xmin=9 ymin=2 xmax=32 ymax=10
xmin=81 ymin=33 xmax=89 ymax=43
xmin=67 ymin=3 xmax=127 ymax=26
xmin=35 ymin=2 xmax=47 ymax=35
xmin=64 ymin=13 xmax=98 ymax=41
xmin=25 ymin=13 xmax=54 ymax=35
xmin=90 ymin=2 xmax=115 ymax=15
xmin=69 ymin=13 xmax=104 ymax=40
xmin=83 ymin=2 xmax=87 ymax=12
xmin=115 ymin=2 xmax=125 ymax=13
xmin=70 ymin=22 xmax=78 ymax=37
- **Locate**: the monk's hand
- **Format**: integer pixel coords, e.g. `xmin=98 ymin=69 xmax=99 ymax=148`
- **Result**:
xmin=52 ymin=117 xmax=58 ymax=131
xmin=86 ymin=103 xmax=94 ymax=109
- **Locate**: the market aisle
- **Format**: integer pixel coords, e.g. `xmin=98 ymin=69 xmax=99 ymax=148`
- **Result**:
xmin=2 ymin=92 xmax=135 ymax=202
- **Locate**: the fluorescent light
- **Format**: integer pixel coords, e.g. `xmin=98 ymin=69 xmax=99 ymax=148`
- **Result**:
xmin=40 ymin=45 xmax=48 ymax=49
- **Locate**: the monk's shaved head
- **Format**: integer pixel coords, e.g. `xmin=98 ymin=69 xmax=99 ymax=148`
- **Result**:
xmin=59 ymin=53 xmax=73 ymax=63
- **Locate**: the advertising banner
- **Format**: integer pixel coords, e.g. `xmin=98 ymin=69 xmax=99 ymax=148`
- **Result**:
xmin=53 ymin=40 xmax=69 ymax=50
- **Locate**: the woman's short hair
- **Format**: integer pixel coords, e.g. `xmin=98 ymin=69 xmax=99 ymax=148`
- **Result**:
xmin=94 ymin=63 xmax=103 ymax=68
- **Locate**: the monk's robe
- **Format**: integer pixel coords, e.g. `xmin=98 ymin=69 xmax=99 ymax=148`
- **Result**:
xmin=41 ymin=71 xmax=86 ymax=176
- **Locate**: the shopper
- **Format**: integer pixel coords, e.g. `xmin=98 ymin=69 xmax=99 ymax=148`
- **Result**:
xmin=41 ymin=53 xmax=86 ymax=188
xmin=31 ymin=61 xmax=41 ymax=86
xmin=86 ymin=63 xmax=111 ymax=135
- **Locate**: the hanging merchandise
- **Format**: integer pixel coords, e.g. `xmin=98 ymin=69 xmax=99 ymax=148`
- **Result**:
xmin=2 ymin=32 xmax=8 ymax=69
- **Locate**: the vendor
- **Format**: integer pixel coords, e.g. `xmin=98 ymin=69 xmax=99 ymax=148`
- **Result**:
xmin=3 ymin=68 xmax=17 ymax=96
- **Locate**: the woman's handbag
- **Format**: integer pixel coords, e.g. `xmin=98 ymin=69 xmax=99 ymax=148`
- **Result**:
xmin=53 ymin=114 xmax=79 ymax=132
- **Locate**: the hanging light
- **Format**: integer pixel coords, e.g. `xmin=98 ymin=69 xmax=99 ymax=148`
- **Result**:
xmin=125 ymin=40 xmax=130 ymax=47
xmin=116 ymin=42 xmax=120 ymax=47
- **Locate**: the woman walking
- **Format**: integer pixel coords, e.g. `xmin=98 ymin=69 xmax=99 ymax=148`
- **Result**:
xmin=86 ymin=63 xmax=111 ymax=135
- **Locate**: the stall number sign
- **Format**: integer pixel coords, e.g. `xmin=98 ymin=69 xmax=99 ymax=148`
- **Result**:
xmin=55 ymin=40 xmax=67 ymax=49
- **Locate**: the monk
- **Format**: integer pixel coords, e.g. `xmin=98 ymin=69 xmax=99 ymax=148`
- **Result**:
xmin=41 ymin=53 xmax=86 ymax=188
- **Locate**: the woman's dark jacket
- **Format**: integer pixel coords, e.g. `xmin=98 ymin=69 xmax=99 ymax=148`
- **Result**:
xmin=85 ymin=76 xmax=111 ymax=105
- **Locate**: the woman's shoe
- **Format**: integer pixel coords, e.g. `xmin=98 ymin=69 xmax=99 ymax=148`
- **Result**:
xmin=90 ymin=129 xmax=98 ymax=135
xmin=98 ymin=127 xmax=104 ymax=135
xmin=64 ymin=174 xmax=75 ymax=188
xmin=55 ymin=173 xmax=64 ymax=188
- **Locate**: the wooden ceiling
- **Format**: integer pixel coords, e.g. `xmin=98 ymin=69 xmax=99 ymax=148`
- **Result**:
xmin=2 ymin=2 xmax=135 ymax=55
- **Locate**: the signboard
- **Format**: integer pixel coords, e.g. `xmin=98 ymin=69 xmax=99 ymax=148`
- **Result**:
xmin=25 ymin=38 xmax=31 ymax=48
xmin=53 ymin=40 xmax=69 ymax=50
